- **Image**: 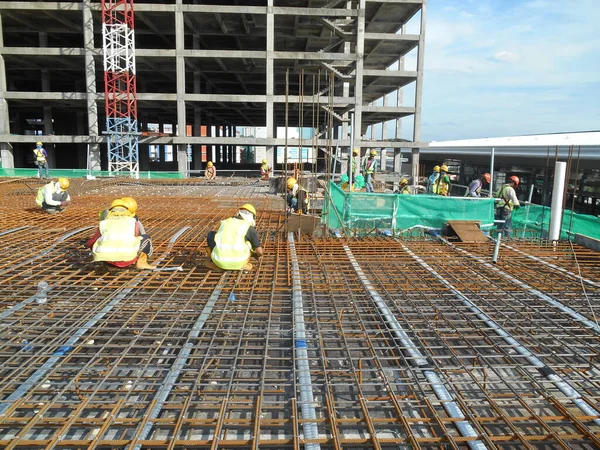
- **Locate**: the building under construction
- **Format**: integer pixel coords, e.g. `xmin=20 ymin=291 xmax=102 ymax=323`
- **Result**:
xmin=1 ymin=1 xmax=600 ymax=449
xmin=0 ymin=0 xmax=426 ymax=178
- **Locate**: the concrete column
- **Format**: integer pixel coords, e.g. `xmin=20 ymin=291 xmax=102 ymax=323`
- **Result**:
xmin=40 ymin=31 xmax=56 ymax=169
xmin=193 ymin=66 xmax=202 ymax=170
xmin=176 ymin=0 xmax=187 ymax=175
xmin=0 ymin=13 xmax=14 ymax=168
xmin=411 ymin=148 xmax=419 ymax=183
xmin=353 ymin=0 xmax=366 ymax=151
xmin=266 ymin=0 xmax=275 ymax=166
xmin=83 ymin=0 xmax=100 ymax=170
xmin=411 ymin=2 xmax=427 ymax=181
xmin=394 ymin=25 xmax=406 ymax=173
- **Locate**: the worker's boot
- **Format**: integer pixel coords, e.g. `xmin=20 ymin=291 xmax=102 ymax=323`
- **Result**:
xmin=136 ymin=252 xmax=156 ymax=270
xmin=205 ymin=247 xmax=212 ymax=258
xmin=242 ymin=262 xmax=253 ymax=271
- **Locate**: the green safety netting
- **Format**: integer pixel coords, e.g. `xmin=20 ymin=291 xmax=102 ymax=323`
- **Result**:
xmin=324 ymin=181 xmax=495 ymax=231
xmin=0 ymin=168 xmax=184 ymax=179
xmin=513 ymin=204 xmax=600 ymax=240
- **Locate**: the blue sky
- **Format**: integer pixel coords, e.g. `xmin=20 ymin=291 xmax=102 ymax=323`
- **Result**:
xmin=418 ymin=0 xmax=600 ymax=141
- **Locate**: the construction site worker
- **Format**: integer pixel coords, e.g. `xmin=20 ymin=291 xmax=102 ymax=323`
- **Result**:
xmin=207 ymin=204 xmax=264 ymax=271
xmin=434 ymin=164 xmax=451 ymax=196
xmin=362 ymin=149 xmax=378 ymax=193
xmin=35 ymin=177 xmax=71 ymax=213
xmin=87 ymin=197 xmax=156 ymax=270
xmin=395 ymin=178 xmax=411 ymax=194
xmin=351 ymin=148 xmax=361 ymax=179
xmin=465 ymin=172 xmax=491 ymax=197
xmin=495 ymin=176 xmax=521 ymax=237
xmin=260 ymin=159 xmax=272 ymax=180
xmin=286 ymin=177 xmax=309 ymax=214
xmin=426 ymin=165 xmax=440 ymax=194
xmin=33 ymin=142 xmax=50 ymax=179
xmin=205 ymin=161 xmax=216 ymax=180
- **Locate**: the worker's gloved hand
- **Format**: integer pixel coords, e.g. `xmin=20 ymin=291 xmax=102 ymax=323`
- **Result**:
xmin=514 ymin=204 xmax=521 ymax=210
xmin=60 ymin=200 xmax=71 ymax=206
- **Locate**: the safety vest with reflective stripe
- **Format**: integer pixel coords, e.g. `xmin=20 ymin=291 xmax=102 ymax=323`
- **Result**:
xmin=211 ymin=217 xmax=252 ymax=270
xmin=435 ymin=175 xmax=450 ymax=196
xmin=34 ymin=148 xmax=46 ymax=163
xmin=92 ymin=216 xmax=141 ymax=262
xmin=496 ymin=185 xmax=515 ymax=210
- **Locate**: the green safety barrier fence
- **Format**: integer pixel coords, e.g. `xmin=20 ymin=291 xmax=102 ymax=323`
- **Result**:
xmin=324 ymin=181 xmax=599 ymax=240
xmin=0 ymin=168 xmax=184 ymax=179
xmin=324 ymin=181 xmax=495 ymax=232
xmin=513 ymin=203 xmax=600 ymax=240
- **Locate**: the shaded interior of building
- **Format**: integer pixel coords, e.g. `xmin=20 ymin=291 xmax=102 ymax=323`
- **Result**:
xmin=0 ymin=177 xmax=599 ymax=449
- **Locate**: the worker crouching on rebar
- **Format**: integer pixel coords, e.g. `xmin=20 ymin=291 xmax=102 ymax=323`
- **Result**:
xmin=260 ymin=159 xmax=272 ymax=180
xmin=205 ymin=161 xmax=216 ymax=180
xmin=206 ymin=204 xmax=264 ymax=271
xmin=286 ymin=177 xmax=309 ymax=214
xmin=86 ymin=197 xmax=156 ymax=270
xmin=35 ymin=177 xmax=71 ymax=213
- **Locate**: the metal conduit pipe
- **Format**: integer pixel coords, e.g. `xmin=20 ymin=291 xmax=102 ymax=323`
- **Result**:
xmin=0 ymin=226 xmax=94 ymax=278
xmin=402 ymin=244 xmax=600 ymax=427
xmin=442 ymin=237 xmax=600 ymax=335
xmin=498 ymin=240 xmax=600 ymax=289
xmin=288 ymin=232 xmax=321 ymax=450
xmin=341 ymin=243 xmax=488 ymax=450
xmin=130 ymin=271 xmax=228 ymax=450
xmin=0 ymin=225 xmax=31 ymax=238
xmin=0 ymin=227 xmax=191 ymax=417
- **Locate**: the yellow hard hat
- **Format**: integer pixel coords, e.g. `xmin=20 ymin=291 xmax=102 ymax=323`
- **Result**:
xmin=120 ymin=196 xmax=138 ymax=215
xmin=370 ymin=149 xmax=377 ymax=157
xmin=433 ymin=165 xmax=440 ymax=173
xmin=440 ymin=164 xmax=449 ymax=172
xmin=262 ymin=159 xmax=268 ymax=165
xmin=286 ymin=177 xmax=297 ymax=190
xmin=207 ymin=161 xmax=213 ymax=167
xmin=240 ymin=203 xmax=256 ymax=217
xmin=58 ymin=177 xmax=69 ymax=190
xmin=400 ymin=178 xmax=408 ymax=185
xmin=110 ymin=198 xmax=128 ymax=211
xmin=353 ymin=148 xmax=360 ymax=155
xmin=36 ymin=141 xmax=43 ymax=146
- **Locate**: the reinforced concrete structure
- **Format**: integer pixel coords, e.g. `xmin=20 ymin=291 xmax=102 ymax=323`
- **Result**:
xmin=0 ymin=0 xmax=427 ymax=178
xmin=0 ymin=177 xmax=599 ymax=448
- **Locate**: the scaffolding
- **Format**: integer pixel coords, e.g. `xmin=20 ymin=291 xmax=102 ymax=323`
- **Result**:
xmin=102 ymin=0 xmax=140 ymax=175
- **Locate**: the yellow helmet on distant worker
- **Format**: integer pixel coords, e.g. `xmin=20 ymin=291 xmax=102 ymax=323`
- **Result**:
xmin=400 ymin=178 xmax=408 ymax=185
xmin=121 ymin=196 xmax=138 ymax=215
xmin=369 ymin=149 xmax=377 ymax=157
xmin=440 ymin=164 xmax=449 ymax=172
xmin=58 ymin=177 xmax=69 ymax=190
xmin=240 ymin=203 xmax=257 ymax=217
xmin=36 ymin=141 xmax=43 ymax=147
xmin=207 ymin=161 xmax=214 ymax=167
xmin=261 ymin=159 xmax=268 ymax=165
xmin=433 ymin=165 xmax=440 ymax=173
xmin=286 ymin=177 xmax=297 ymax=190
xmin=353 ymin=148 xmax=360 ymax=155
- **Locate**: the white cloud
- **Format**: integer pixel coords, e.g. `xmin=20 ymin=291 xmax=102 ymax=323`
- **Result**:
xmin=491 ymin=51 xmax=521 ymax=64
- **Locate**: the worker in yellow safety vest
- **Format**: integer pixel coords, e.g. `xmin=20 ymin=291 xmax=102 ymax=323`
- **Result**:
xmin=286 ymin=177 xmax=309 ymax=214
xmin=434 ymin=164 xmax=451 ymax=196
xmin=33 ymin=142 xmax=50 ymax=178
xmin=86 ymin=197 xmax=156 ymax=270
xmin=495 ymin=176 xmax=521 ymax=238
xmin=395 ymin=178 xmax=411 ymax=194
xmin=206 ymin=204 xmax=264 ymax=271
xmin=35 ymin=178 xmax=71 ymax=213
xmin=362 ymin=149 xmax=378 ymax=193
xmin=260 ymin=159 xmax=272 ymax=180
xmin=205 ymin=161 xmax=217 ymax=180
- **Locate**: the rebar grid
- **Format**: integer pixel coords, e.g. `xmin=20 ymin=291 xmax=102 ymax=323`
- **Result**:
xmin=0 ymin=180 xmax=599 ymax=449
